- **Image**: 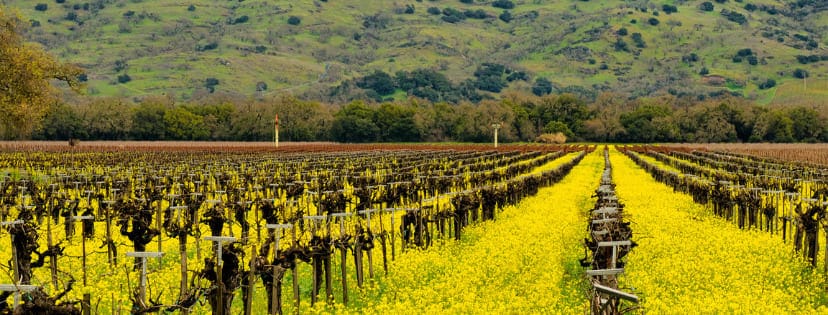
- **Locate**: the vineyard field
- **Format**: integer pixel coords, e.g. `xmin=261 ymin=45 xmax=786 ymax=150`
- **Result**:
xmin=1 ymin=142 xmax=827 ymax=314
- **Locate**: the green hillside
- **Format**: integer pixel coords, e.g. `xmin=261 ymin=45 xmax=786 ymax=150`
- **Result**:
xmin=2 ymin=0 xmax=827 ymax=104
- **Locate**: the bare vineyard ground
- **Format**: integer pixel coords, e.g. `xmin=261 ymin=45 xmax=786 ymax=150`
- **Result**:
xmin=664 ymin=143 xmax=828 ymax=166
xmin=0 ymin=141 xmax=567 ymax=153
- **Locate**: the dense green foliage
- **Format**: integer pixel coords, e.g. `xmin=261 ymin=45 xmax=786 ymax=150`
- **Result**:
xmin=31 ymin=93 xmax=828 ymax=143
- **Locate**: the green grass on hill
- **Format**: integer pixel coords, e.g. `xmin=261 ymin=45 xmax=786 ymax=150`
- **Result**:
xmin=3 ymin=0 xmax=827 ymax=104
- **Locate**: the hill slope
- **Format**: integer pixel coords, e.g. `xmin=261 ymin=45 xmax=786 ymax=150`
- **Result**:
xmin=2 ymin=0 xmax=827 ymax=103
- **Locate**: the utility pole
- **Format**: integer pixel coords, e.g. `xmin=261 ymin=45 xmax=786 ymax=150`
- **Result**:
xmin=491 ymin=123 xmax=501 ymax=148
xmin=274 ymin=114 xmax=280 ymax=147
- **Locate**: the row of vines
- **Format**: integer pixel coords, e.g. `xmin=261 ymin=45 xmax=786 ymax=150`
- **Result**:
xmin=620 ymin=145 xmax=828 ymax=270
xmin=0 ymin=144 xmax=590 ymax=314
xmin=3 ymin=142 xmax=828 ymax=314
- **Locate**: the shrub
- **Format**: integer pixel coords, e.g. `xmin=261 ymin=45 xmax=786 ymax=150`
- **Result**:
xmin=499 ymin=10 xmax=512 ymax=22
xmin=427 ymin=7 xmax=441 ymax=15
xmin=700 ymin=2 xmax=714 ymax=11
xmin=492 ymin=0 xmax=515 ymax=9
xmin=205 ymin=78 xmax=219 ymax=92
xmin=648 ymin=17 xmax=660 ymax=26
xmin=35 ymin=3 xmax=48 ymax=11
xmin=721 ymin=10 xmax=747 ymax=25
xmin=117 ymin=74 xmax=131 ymax=84
xmin=464 ymin=9 xmax=487 ymax=19
xmin=536 ymin=133 xmax=567 ymax=144
xmin=532 ymin=77 xmax=553 ymax=96
xmin=758 ymin=78 xmax=776 ymax=90
xmin=736 ymin=48 xmax=753 ymax=56
xmin=793 ymin=69 xmax=809 ymax=79
xmin=617 ymin=27 xmax=628 ymax=36
xmin=631 ymin=32 xmax=646 ymax=48
xmin=234 ymin=15 xmax=249 ymax=24
xmin=287 ymin=16 xmax=301 ymax=25
xmin=442 ymin=15 xmax=462 ymax=23
xmin=614 ymin=39 xmax=629 ymax=52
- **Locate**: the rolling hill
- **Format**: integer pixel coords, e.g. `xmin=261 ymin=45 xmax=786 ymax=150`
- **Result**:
xmin=2 ymin=0 xmax=827 ymax=104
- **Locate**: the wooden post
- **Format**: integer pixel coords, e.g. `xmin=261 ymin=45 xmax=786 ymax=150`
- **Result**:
xmin=304 ymin=215 xmax=325 ymax=305
xmin=491 ymin=123 xmax=501 ymax=148
xmin=169 ymin=205 xmax=189 ymax=315
xmin=323 ymin=216 xmax=333 ymax=304
xmin=73 ymin=215 xmax=95 ymax=315
xmin=46 ymin=210 xmax=59 ymax=289
xmin=238 ymin=200 xmax=253 ymax=244
xmin=46 ymin=185 xmax=60 ymax=288
xmin=386 ymin=208 xmax=398 ymax=261
xmin=1 ymin=220 xmax=24 ymax=305
xmin=378 ymin=208 xmax=389 ymax=275
xmin=823 ymin=203 xmax=828 ymax=274
xmin=103 ymin=200 xmax=116 ymax=269
xmin=126 ymin=251 xmax=164 ymax=309
xmin=266 ymin=223 xmax=291 ymax=315
xmin=0 ymin=284 xmax=39 ymax=310
xmin=72 ymin=215 xmax=94 ymax=287
xmin=358 ymin=209 xmax=376 ymax=279
xmin=331 ymin=212 xmax=351 ymax=305
xmin=596 ymin=240 xmax=631 ymax=269
xmin=274 ymin=114 xmax=280 ymax=147
xmin=290 ymin=223 xmax=299 ymax=313
xmin=204 ymin=236 xmax=236 ymax=315
xmin=244 ymin=243 xmax=256 ymax=315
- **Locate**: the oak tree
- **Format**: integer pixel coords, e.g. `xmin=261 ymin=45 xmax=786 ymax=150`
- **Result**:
xmin=0 ymin=10 xmax=82 ymax=138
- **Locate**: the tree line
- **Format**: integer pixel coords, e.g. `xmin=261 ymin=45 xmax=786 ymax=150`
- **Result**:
xmin=29 ymin=92 xmax=828 ymax=143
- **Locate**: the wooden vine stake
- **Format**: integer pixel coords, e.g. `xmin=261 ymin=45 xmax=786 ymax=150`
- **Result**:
xmin=126 ymin=251 xmax=164 ymax=311
xmin=378 ymin=208 xmax=389 ymax=275
xmin=169 ymin=205 xmax=190 ymax=315
xmin=1 ymin=220 xmax=26 ymax=309
xmin=73 ymin=214 xmax=94 ymax=315
xmin=266 ymin=223 xmax=291 ymax=315
xmin=204 ymin=236 xmax=236 ymax=315
xmin=358 ymin=209 xmax=376 ymax=279
xmin=0 ymin=284 xmax=39 ymax=311
xmin=47 ymin=184 xmax=60 ymax=289
xmin=304 ymin=215 xmax=325 ymax=305
xmin=331 ymin=212 xmax=352 ymax=305
xmin=102 ymin=199 xmax=117 ymax=269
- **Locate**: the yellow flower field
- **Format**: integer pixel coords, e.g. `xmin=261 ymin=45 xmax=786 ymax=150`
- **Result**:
xmin=610 ymin=147 xmax=828 ymax=314
xmin=351 ymin=150 xmax=604 ymax=314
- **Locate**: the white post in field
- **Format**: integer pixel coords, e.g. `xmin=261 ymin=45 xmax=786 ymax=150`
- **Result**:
xmin=274 ymin=114 xmax=280 ymax=147
xmin=491 ymin=123 xmax=501 ymax=148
